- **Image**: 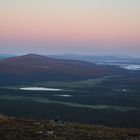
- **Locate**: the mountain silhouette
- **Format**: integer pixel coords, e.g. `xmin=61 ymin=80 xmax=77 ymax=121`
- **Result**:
xmin=0 ymin=54 xmax=124 ymax=83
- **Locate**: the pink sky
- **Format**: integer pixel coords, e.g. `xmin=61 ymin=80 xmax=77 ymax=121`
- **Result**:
xmin=0 ymin=0 xmax=140 ymax=55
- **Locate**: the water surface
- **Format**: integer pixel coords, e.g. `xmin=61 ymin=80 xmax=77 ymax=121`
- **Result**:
xmin=20 ymin=87 xmax=62 ymax=91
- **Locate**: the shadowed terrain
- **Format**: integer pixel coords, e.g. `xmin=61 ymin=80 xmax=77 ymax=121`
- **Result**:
xmin=0 ymin=116 xmax=140 ymax=140
xmin=0 ymin=54 xmax=129 ymax=85
xmin=0 ymin=54 xmax=140 ymax=129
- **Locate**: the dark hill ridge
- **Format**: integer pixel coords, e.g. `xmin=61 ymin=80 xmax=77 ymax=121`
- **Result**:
xmin=0 ymin=54 xmax=125 ymax=83
xmin=1 ymin=54 xmax=103 ymax=67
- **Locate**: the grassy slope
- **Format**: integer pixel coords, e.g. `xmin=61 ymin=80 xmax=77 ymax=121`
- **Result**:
xmin=0 ymin=117 xmax=140 ymax=140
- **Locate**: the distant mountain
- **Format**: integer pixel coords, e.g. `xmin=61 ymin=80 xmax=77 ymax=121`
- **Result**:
xmin=0 ymin=54 xmax=119 ymax=84
xmin=0 ymin=54 xmax=15 ymax=60
xmin=48 ymin=54 xmax=140 ymax=65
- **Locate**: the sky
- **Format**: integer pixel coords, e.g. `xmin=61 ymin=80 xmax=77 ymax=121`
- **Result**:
xmin=0 ymin=0 xmax=140 ymax=56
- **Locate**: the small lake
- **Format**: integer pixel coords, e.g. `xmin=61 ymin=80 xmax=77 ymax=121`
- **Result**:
xmin=55 ymin=94 xmax=72 ymax=97
xmin=20 ymin=87 xmax=62 ymax=91
xmin=120 ymin=64 xmax=140 ymax=70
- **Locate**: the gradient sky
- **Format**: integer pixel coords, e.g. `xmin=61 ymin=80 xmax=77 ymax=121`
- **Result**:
xmin=0 ymin=0 xmax=140 ymax=56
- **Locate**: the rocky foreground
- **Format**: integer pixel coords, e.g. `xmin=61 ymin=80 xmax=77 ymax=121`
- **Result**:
xmin=0 ymin=116 xmax=140 ymax=140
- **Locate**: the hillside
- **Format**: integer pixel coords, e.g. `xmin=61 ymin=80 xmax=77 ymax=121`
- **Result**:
xmin=0 ymin=116 xmax=140 ymax=140
xmin=0 ymin=54 xmax=124 ymax=84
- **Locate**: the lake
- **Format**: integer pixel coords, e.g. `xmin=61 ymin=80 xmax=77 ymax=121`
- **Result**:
xmin=20 ymin=87 xmax=62 ymax=91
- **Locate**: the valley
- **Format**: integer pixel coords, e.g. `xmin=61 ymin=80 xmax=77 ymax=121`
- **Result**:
xmin=0 ymin=54 xmax=140 ymax=128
